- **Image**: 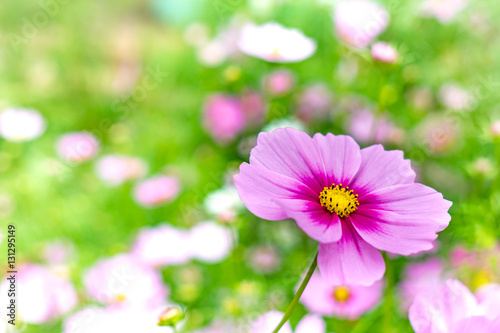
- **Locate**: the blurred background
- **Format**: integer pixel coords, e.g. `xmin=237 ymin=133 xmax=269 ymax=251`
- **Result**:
xmin=0 ymin=0 xmax=499 ymax=332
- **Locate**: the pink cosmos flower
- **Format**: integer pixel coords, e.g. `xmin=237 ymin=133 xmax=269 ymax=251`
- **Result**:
xmin=409 ymin=279 xmax=500 ymax=333
xmin=133 ymin=175 xmax=180 ymax=208
xmin=234 ymin=128 xmax=452 ymax=286
xmin=371 ymin=42 xmax=398 ymax=63
xmin=348 ymin=109 xmax=405 ymax=145
xmin=416 ymin=115 xmax=461 ymax=155
xmin=56 ymin=132 xmax=100 ymax=163
xmin=333 ymin=0 xmax=389 ymax=49
xmin=96 ymin=154 xmax=148 ymax=186
xmin=398 ymin=258 xmax=446 ymax=312
xmin=64 ymin=305 xmax=174 ymax=333
xmin=251 ymin=311 xmax=326 ymax=333
xmin=0 ymin=107 xmax=46 ymax=142
xmin=240 ymin=90 xmax=266 ymax=128
xmin=0 ymin=264 xmax=77 ymax=324
xmin=439 ymin=83 xmax=474 ymax=111
xmin=246 ymin=245 xmax=282 ymax=274
xmin=238 ymin=22 xmax=316 ymax=63
xmin=263 ymin=69 xmax=296 ymax=96
xmin=203 ymin=94 xmax=246 ymax=144
xmin=301 ymin=271 xmax=383 ymax=319
xmin=84 ymin=253 xmax=168 ymax=308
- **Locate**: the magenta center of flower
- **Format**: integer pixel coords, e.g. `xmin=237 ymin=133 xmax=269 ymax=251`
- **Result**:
xmin=319 ymin=183 xmax=359 ymax=218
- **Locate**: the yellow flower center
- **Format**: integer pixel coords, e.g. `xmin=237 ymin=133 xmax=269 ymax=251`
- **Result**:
xmin=319 ymin=183 xmax=359 ymax=217
xmin=333 ymin=286 xmax=350 ymax=302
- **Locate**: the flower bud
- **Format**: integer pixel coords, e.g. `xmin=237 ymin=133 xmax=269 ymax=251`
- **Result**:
xmin=158 ymin=307 xmax=183 ymax=327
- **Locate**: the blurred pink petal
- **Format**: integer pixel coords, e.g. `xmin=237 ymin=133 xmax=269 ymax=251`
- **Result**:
xmin=56 ymin=132 xmax=100 ymax=163
xmin=96 ymin=155 xmax=148 ymax=186
xmin=133 ymin=175 xmax=180 ymax=207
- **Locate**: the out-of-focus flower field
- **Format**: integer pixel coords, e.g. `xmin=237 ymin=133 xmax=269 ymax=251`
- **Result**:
xmin=0 ymin=0 xmax=499 ymax=332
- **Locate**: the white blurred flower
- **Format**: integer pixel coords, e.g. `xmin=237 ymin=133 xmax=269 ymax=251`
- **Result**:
xmin=0 ymin=264 xmax=77 ymax=324
xmin=262 ymin=117 xmax=307 ymax=133
xmin=132 ymin=223 xmax=192 ymax=267
xmin=188 ymin=221 xmax=234 ymax=263
xmin=421 ymin=0 xmax=468 ymax=24
xmin=238 ymin=22 xmax=316 ymax=63
xmin=251 ymin=311 xmax=326 ymax=333
xmin=0 ymin=108 xmax=46 ymax=142
xmin=96 ymin=154 xmax=148 ymax=186
xmin=439 ymin=83 xmax=474 ymax=111
xmin=204 ymin=186 xmax=244 ymax=222
xmin=333 ymin=0 xmax=389 ymax=49
xmin=183 ymin=22 xmax=210 ymax=47
xmin=371 ymin=42 xmax=398 ymax=63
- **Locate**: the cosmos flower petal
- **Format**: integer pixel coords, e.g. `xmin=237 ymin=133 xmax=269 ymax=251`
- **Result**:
xmin=475 ymin=283 xmax=500 ymax=320
xmin=318 ymin=220 xmax=385 ymax=286
xmin=275 ymin=199 xmax=342 ymax=243
xmin=350 ymin=208 xmax=439 ymax=255
xmin=409 ymin=279 xmax=480 ymax=333
xmin=349 ymin=145 xmax=416 ymax=195
xmin=312 ymin=133 xmax=362 ymax=185
xmin=249 ymin=128 xmax=327 ymax=192
xmin=451 ymin=316 xmax=499 ymax=333
xmin=295 ymin=314 xmax=326 ymax=333
xmin=361 ymin=183 xmax=453 ymax=231
xmin=234 ymin=163 xmax=318 ymax=220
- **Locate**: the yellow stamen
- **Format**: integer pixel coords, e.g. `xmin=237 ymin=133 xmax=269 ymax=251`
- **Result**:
xmin=333 ymin=286 xmax=350 ymax=302
xmin=319 ymin=183 xmax=359 ymax=217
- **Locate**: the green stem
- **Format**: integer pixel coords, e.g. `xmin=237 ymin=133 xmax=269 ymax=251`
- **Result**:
xmin=272 ymin=252 xmax=318 ymax=333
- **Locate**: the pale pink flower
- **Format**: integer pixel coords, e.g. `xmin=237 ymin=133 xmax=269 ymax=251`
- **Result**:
xmin=490 ymin=121 xmax=500 ymax=138
xmin=84 ymin=253 xmax=168 ymax=308
xmin=43 ymin=239 xmax=75 ymax=266
xmin=0 ymin=264 xmax=77 ymax=324
xmin=56 ymin=132 xmax=99 ymax=163
xmin=416 ymin=115 xmax=461 ymax=154
xmin=204 ymin=186 xmax=244 ymax=223
xmin=439 ymin=83 xmax=474 ymax=111
xmin=0 ymin=108 xmax=46 ymax=142
xmin=348 ymin=109 xmax=404 ymax=145
xmin=188 ymin=221 xmax=234 ymax=263
xmin=240 ymin=90 xmax=266 ymax=127
xmin=238 ymin=22 xmax=316 ymax=63
xmin=301 ymin=271 xmax=384 ymax=319
xmin=333 ymin=0 xmax=389 ymax=49
xmin=132 ymin=223 xmax=192 ymax=267
xmin=203 ymin=94 xmax=246 ymax=144
xmin=296 ymin=84 xmax=333 ymax=123
xmin=398 ymin=258 xmax=446 ymax=312
xmin=421 ymin=0 xmax=468 ymax=24
xmin=251 ymin=311 xmax=326 ymax=333
xmin=263 ymin=69 xmax=296 ymax=96
xmin=409 ymin=279 xmax=500 ymax=333
xmin=96 ymin=154 xmax=148 ymax=186
xmin=133 ymin=175 xmax=180 ymax=207
xmin=371 ymin=42 xmax=398 ymax=63
xmin=246 ymin=245 xmax=282 ymax=274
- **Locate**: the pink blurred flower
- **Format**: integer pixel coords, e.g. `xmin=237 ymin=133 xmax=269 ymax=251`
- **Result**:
xmin=295 ymin=84 xmax=333 ymax=123
xmin=132 ymin=223 xmax=192 ymax=267
xmin=333 ymin=0 xmax=389 ymax=49
xmin=188 ymin=221 xmax=234 ymax=263
xmin=43 ymin=239 xmax=75 ymax=266
xmin=348 ymin=109 xmax=405 ymax=145
xmin=64 ymin=306 xmax=174 ymax=333
xmin=84 ymin=253 xmax=168 ymax=308
xmin=371 ymin=42 xmax=398 ymax=63
xmin=96 ymin=155 xmax=148 ymax=186
xmin=0 ymin=264 xmax=77 ymax=324
xmin=490 ymin=121 xmax=500 ymax=138
xmin=0 ymin=107 xmax=46 ymax=142
xmin=439 ymin=83 xmax=474 ymax=111
xmin=238 ymin=22 xmax=316 ymax=63
xmin=251 ymin=311 xmax=326 ymax=333
xmin=203 ymin=94 xmax=246 ymax=144
xmin=263 ymin=69 xmax=296 ymax=96
xmin=409 ymin=279 xmax=500 ymax=333
xmin=398 ymin=258 xmax=446 ymax=312
xmin=56 ymin=132 xmax=99 ymax=163
xmin=246 ymin=245 xmax=282 ymax=274
xmin=240 ymin=90 xmax=266 ymax=127
xmin=416 ymin=115 xmax=461 ymax=155
xmin=421 ymin=0 xmax=468 ymax=24
xmin=234 ymin=128 xmax=451 ymax=286
xmin=133 ymin=175 xmax=180 ymax=208
xmin=301 ymin=271 xmax=383 ymax=319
